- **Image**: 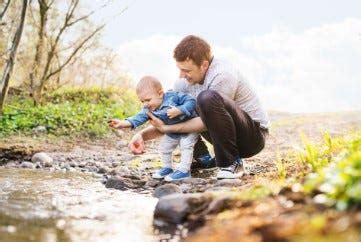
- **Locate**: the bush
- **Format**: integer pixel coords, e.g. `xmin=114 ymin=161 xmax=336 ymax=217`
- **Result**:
xmin=302 ymin=133 xmax=361 ymax=210
xmin=0 ymin=87 xmax=141 ymax=137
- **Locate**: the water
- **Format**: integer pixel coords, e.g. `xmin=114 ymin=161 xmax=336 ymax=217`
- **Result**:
xmin=0 ymin=168 xmax=158 ymax=242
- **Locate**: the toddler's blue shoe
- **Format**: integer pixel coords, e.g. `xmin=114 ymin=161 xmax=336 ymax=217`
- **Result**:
xmin=164 ymin=170 xmax=190 ymax=181
xmin=152 ymin=167 xmax=173 ymax=179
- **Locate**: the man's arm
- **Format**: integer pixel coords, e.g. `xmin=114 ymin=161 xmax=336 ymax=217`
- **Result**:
xmin=148 ymin=112 xmax=207 ymax=133
xmin=138 ymin=125 xmax=164 ymax=141
xmin=166 ymin=117 xmax=207 ymax=133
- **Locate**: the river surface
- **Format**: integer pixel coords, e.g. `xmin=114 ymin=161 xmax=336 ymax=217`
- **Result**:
xmin=0 ymin=168 xmax=158 ymax=242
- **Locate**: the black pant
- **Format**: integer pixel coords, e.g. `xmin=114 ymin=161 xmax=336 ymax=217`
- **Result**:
xmin=193 ymin=90 xmax=268 ymax=167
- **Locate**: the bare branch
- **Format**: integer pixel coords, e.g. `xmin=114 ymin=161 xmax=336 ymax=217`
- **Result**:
xmin=0 ymin=0 xmax=11 ymax=21
xmin=67 ymin=0 xmax=112 ymax=27
xmin=45 ymin=23 xmax=105 ymax=81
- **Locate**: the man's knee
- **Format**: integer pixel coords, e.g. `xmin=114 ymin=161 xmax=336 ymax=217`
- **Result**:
xmin=197 ymin=90 xmax=221 ymax=111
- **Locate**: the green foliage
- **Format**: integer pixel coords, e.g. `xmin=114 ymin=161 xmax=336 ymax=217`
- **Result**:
xmin=302 ymin=133 xmax=361 ymax=210
xmin=235 ymin=185 xmax=273 ymax=201
xmin=275 ymin=152 xmax=287 ymax=179
xmin=298 ymin=132 xmax=345 ymax=172
xmin=0 ymin=87 xmax=140 ymax=138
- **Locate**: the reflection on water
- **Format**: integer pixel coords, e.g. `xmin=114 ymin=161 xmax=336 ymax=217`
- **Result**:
xmin=0 ymin=168 xmax=158 ymax=242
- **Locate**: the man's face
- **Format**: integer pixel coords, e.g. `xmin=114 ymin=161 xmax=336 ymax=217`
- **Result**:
xmin=176 ymin=58 xmax=209 ymax=85
xmin=137 ymin=89 xmax=164 ymax=111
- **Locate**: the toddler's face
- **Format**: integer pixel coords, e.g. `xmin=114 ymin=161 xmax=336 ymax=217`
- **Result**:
xmin=137 ymin=89 xmax=163 ymax=111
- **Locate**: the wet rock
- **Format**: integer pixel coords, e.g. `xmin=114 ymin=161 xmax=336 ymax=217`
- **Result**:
xmin=114 ymin=166 xmax=131 ymax=176
xmin=154 ymin=193 xmax=212 ymax=224
xmin=179 ymin=183 xmax=192 ymax=193
xmin=146 ymin=179 xmax=160 ymax=187
xmin=105 ymin=176 xmax=140 ymax=190
xmin=153 ymin=184 xmax=182 ymax=198
xmin=97 ymin=166 xmax=108 ymax=174
xmin=21 ymin=161 xmax=35 ymax=169
xmin=4 ymin=162 xmax=17 ymax=168
xmin=87 ymin=166 xmax=98 ymax=173
xmin=116 ymin=140 xmax=128 ymax=149
xmin=111 ymin=161 xmax=121 ymax=168
xmin=182 ymin=178 xmax=207 ymax=185
xmin=205 ymin=186 xmax=233 ymax=192
xmin=215 ymin=179 xmax=243 ymax=187
xmin=123 ymin=174 xmax=142 ymax=180
xmin=31 ymin=152 xmax=53 ymax=165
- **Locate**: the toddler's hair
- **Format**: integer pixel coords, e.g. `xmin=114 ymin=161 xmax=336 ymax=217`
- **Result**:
xmin=136 ymin=76 xmax=163 ymax=94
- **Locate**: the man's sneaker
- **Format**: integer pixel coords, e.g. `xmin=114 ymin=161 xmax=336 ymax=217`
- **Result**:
xmin=152 ymin=167 xmax=173 ymax=179
xmin=164 ymin=170 xmax=190 ymax=181
xmin=216 ymin=158 xmax=244 ymax=179
xmin=191 ymin=154 xmax=216 ymax=170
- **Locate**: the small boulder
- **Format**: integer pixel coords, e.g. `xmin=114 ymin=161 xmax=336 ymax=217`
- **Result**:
xmin=154 ymin=193 xmax=211 ymax=224
xmin=105 ymin=176 xmax=129 ymax=190
xmin=153 ymin=184 xmax=182 ymax=198
xmin=21 ymin=161 xmax=35 ymax=169
xmin=31 ymin=152 xmax=53 ymax=165
xmin=32 ymin=126 xmax=47 ymax=134
xmin=215 ymin=179 xmax=243 ymax=187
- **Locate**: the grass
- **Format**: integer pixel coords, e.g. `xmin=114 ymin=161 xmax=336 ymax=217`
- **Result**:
xmin=0 ymin=86 xmax=141 ymax=138
xmin=299 ymin=132 xmax=361 ymax=209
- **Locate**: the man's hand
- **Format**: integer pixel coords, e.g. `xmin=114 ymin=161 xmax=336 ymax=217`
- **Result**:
xmin=167 ymin=105 xmax=182 ymax=119
xmin=147 ymin=112 xmax=167 ymax=132
xmin=108 ymin=119 xmax=131 ymax=129
xmin=129 ymin=133 xmax=145 ymax=154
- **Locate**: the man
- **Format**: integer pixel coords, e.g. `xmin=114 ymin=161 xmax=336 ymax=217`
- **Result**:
xmin=129 ymin=35 xmax=270 ymax=179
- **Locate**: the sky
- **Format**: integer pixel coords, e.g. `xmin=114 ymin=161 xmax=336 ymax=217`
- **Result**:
xmin=92 ymin=0 xmax=361 ymax=113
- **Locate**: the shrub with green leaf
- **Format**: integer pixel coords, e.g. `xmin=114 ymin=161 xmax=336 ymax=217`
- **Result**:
xmin=302 ymin=133 xmax=361 ymax=210
xmin=0 ymin=86 xmax=141 ymax=137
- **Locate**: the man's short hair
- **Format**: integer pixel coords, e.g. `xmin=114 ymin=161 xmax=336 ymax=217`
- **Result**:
xmin=173 ymin=35 xmax=212 ymax=66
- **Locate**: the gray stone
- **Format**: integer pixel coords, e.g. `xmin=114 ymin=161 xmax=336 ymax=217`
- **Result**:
xmin=21 ymin=161 xmax=35 ymax=169
xmin=31 ymin=152 xmax=53 ymax=164
xmin=215 ymin=179 xmax=244 ymax=187
xmin=205 ymin=186 xmax=233 ymax=192
xmin=182 ymin=178 xmax=207 ymax=185
xmin=154 ymin=193 xmax=211 ymax=224
xmin=97 ymin=166 xmax=108 ymax=174
xmin=116 ymin=140 xmax=128 ymax=149
xmin=105 ymin=176 xmax=137 ymax=190
xmin=145 ymin=179 xmax=160 ymax=188
xmin=115 ymin=166 xmax=131 ymax=176
xmin=179 ymin=183 xmax=192 ymax=193
xmin=32 ymin=125 xmax=47 ymax=133
xmin=111 ymin=162 xmax=121 ymax=168
xmin=153 ymin=184 xmax=182 ymax=198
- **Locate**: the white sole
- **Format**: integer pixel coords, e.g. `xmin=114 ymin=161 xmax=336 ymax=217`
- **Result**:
xmin=216 ymin=171 xmax=244 ymax=180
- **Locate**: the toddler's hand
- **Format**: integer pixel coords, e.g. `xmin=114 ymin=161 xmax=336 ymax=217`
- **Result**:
xmin=167 ymin=106 xmax=182 ymax=119
xmin=108 ymin=119 xmax=127 ymax=129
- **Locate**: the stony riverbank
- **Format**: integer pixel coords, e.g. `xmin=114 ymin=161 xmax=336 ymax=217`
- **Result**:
xmin=1 ymin=111 xmax=360 ymax=241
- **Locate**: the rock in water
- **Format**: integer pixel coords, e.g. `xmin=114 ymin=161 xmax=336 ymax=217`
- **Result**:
xmin=153 ymin=193 xmax=211 ymax=224
xmin=31 ymin=152 xmax=53 ymax=165
xmin=153 ymin=184 xmax=182 ymax=198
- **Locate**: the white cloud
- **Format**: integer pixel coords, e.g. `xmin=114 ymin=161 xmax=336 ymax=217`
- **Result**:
xmin=117 ymin=18 xmax=361 ymax=112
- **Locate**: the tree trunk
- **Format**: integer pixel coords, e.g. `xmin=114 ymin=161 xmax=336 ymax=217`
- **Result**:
xmin=29 ymin=0 xmax=49 ymax=105
xmin=0 ymin=0 xmax=28 ymax=114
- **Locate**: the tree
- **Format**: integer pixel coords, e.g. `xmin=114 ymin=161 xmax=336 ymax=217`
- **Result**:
xmin=0 ymin=0 xmax=28 ymax=114
xmin=28 ymin=0 xmax=111 ymax=105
